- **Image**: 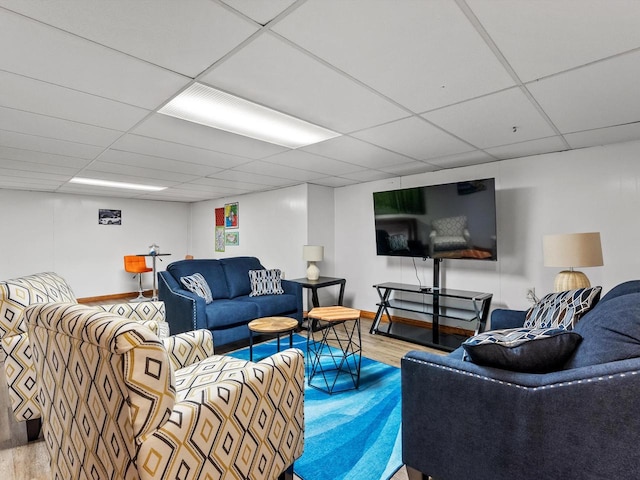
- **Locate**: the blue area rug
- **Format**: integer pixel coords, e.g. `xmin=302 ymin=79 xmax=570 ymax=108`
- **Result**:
xmin=229 ymin=334 xmax=403 ymax=480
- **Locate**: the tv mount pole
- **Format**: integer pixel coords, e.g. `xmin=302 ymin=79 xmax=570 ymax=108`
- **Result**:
xmin=432 ymin=257 xmax=442 ymax=344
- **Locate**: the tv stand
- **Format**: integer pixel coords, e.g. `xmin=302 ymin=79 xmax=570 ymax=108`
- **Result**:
xmin=370 ymin=282 xmax=492 ymax=352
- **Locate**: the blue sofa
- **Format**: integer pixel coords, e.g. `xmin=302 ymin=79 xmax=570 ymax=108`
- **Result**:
xmin=158 ymin=257 xmax=303 ymax=348
xmin=402 ymin=280 xmax=640 ymax=480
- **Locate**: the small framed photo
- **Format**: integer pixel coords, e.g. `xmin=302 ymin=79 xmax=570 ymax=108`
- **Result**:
xmin=98 ymin=209 xmax=121 ymax=225
xmin=225 ymin=231 xmax=239 ymax=246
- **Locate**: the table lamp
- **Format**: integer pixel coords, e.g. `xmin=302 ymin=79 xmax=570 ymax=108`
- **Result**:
xmin=303 ymin=245 xmax=324 ymax=280
xmin=543 ymin=232 xmax=603 ymax=292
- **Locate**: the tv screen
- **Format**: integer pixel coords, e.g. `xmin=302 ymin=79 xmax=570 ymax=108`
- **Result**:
xmin=373 ymin=178 xmax=497 ymax=261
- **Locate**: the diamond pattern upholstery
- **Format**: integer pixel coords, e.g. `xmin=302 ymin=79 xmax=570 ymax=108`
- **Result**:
xmin=0 ymin=272 xmax=169 ymax=426
xmin=26 ymin=302 xmax=304 ymax=480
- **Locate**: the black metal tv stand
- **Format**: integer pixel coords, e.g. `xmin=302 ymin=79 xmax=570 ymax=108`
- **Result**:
xmin=370 ymin=259 xmax=492 ymax=351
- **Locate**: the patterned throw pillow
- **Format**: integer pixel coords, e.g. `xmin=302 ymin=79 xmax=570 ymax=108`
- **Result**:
xmin=524 ymin=286 xmax=602 ymax=330
xmin=249 ymin=269 xmax=285 ymax=297
xmin=462 ymin=327 xmax=582 ymax=373
xmin=180 ymin=273 xmax=213 ymax=304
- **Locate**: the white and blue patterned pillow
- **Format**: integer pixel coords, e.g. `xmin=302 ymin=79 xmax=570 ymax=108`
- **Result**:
xmin=462 ymin=327 xmax=582 ymax=373
xmin=524 ymin=286 xmax=602 ymax=330
xmin=180 ymin=273 xmax=213 ymax=304
xmin=249 ymin=269 xmax=285 ymax=297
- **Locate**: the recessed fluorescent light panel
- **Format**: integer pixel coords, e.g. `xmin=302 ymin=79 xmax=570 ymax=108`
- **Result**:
xmin=159 ymin=83 xmax=340 ymax=149
xmin=70 ymin=177 xmax=167 ymax=191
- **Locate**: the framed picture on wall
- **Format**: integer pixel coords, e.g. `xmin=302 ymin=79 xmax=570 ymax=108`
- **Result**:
xmin=225 ymin=202 xmax=239 ymax=229
xmin=98 ymin=209 xmax=121 ymax=225
xmin=215 ymin=226 xmax=225 ymax=252
xmin=225 ymin=231 xmax=239 ymax=246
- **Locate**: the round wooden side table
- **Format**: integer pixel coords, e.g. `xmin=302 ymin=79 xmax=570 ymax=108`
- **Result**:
xmin=248 ymin=316 xmax=299 ymax=361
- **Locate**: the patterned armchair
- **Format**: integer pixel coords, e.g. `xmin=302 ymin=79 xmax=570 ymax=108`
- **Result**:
xmin=429 ymin=215 xmax=471 ymax=253
xmin=0 ymin=272 xmax=168 ymax=441
xmin=25 ymin=302 xmax=304 ymax=480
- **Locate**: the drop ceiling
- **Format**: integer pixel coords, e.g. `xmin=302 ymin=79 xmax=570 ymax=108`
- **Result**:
xmin=1 ymin=0 xmax=640 ymax=202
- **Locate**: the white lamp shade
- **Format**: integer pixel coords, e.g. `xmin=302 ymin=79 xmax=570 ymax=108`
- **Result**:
xmin=543 ymin=232 xmax=603 ymax=268
xmin=303 ymin=245 xmax=324 ymax=262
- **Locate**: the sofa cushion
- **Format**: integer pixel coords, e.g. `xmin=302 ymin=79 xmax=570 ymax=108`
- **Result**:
xmin=220 ymin=257 xmax=264 ymax=298
xmin=249 ymin=269 xmax=284 ymax=297
xmin=598 ymin=280 xmax=640 ymax=305
xmin=236 ymin=294 xmax=299 ymax=318
xmin=180 ymin=273 xmax=213 ymax=304
xmin=167 ymin=260 xmax=230 ymax=299
xmin=462 ymin=327 xmax=582 ymax=373
xmin=565 ymin=292 xmax=640 ymax=369
xmin=204 ymin=299 xmax=259 ymax=330
xmin=524 ymin=286 xmax=601 ymax=330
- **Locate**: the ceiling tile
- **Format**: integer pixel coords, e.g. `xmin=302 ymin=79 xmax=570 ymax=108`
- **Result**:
xmin=427 ymin=150 xmax=495 ymax=169
xmin=193 ymin=177 xmax=265 ymax=192
xmin=209 ymin=169 xmax=296 ymax=187
xmin=0 ymin=130 xmax=104 ymax=159
xmin=201 ymin=33 xmax=408 ymax=133
xmin=352 ymin=117 xmax=474 ymax=160
xmin=0 ymin=70 xmax=150 ymax=131
xmin=302 ymin=135 xmax=415 ymax=169
xmin=273 ymin=0 xmax=514 ymax=112
xmin=232 ymin=160 xmax=327 ymax=182
xmin=310 ymin=176 xmax=359 ymax=188
xmin=0 ymin=0 xmax=259 ymax=77
xmin=98 ymin=149 xmax=223 ymax=177
xmin=85 ymin=161 xmax=200 ymax=183
xmin=424 ymin=88 xmax=557 ymax=148
xmin=133 ymin=114 xmax=288 ymax=160
xmin=485 ymin=136 xmax=568 ymax=160
xmin=111 ymin=134 xmax=250 ymax=170
xmin=468 ymin=0 xmax=640 ymax=82
xmin=0 ymin=158 xmax=81 ymax=177
xmin=0 ymin=146 xmax=91 ymax=169
xmin=0 ymin=106 xmax=122 ymax=147
xmin=0 ymin=10 xmax=190 ymax=109
xmin=527 ymin=51 xmax=640 ymax=133
xmin=378 ymin=161 xmax=439 ymax=176
xmin=340 ymin=170 xmax=397 ymax=182
xmin=565 ymin=123 xmax=640 ymax=149
xmin=221 ymin=0 xmax=298 ymax=25
xmin=264 ymin=150 xmax=364 ymax=176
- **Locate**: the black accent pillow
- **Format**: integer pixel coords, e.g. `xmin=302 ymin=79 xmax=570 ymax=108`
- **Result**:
xmin=462 ymin=327 xmax=582 ymax=373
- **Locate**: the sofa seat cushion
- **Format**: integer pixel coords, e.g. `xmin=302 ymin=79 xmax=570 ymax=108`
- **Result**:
xmin=565 ymin=292 xmax=640 ymax=369
xmin=204 ymin=300 xmax=259 ymax=330
xmin=220 ymin=257 xmax=264 ymax=298
xmin=462 ymin=327 xmax=582 ymax=373
xmin=236 ymin=294 xmax=299 ymax=318
xmin=167 ymin=260 xmax=230 ymax=300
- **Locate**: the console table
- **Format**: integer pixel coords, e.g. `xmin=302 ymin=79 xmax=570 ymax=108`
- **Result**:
xmin=371 ymin=282 xmax=492 ymax=352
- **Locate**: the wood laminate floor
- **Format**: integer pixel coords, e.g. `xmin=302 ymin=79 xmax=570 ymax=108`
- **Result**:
xmin=0 ymin=317 xmax=442 ymax=480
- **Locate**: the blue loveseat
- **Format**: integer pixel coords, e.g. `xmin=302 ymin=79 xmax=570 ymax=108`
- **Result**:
xmin=402 ymin=280 xmax=640 ymax=480
xmin=158 ymin=257 xmax=303 ymax=348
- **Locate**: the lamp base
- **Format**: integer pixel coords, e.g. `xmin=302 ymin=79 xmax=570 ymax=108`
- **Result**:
xmin=306 ymin=262 xmax=319 ymax=281
xmin=554 ymin=270 xmax=590 ymax=292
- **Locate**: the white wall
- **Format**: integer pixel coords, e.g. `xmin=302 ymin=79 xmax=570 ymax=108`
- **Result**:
xmin=334 ymin=140 xmax=640 ymax=328
xmin=0 ymin=190 xmax=189 ymax=297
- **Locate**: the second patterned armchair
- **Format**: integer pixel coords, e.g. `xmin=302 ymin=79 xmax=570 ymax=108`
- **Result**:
xmin=0 ymin=272 xmax=168 ymax=441
xmin=25 ymin=302 xmax=304 ymax=480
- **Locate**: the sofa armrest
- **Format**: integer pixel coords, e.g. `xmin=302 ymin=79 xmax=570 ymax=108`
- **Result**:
xmin=281 ymin=279 xmax=303 ymax=323
xmin=402 ymin=350 xmax=640 ymax=480
xmin=489 ymin=308 xmax=527 ymax=330
xmin=138 ymin=348 xmax=304 ymax=480
xmin=158 ymin=271 xmax=207 ymax=334
xmin=162 ymin=329 xmax=214 ymax=372
xmin=94 ymin=301 xmax=170 ymax=338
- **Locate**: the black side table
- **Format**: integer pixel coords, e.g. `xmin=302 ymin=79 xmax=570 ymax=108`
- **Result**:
xmin=289 ymin=276 xmax=346 ymax=331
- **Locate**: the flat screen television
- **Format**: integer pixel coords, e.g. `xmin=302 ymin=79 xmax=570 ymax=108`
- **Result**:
xmin=373 ymin=178 xmax=497 ymax=261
